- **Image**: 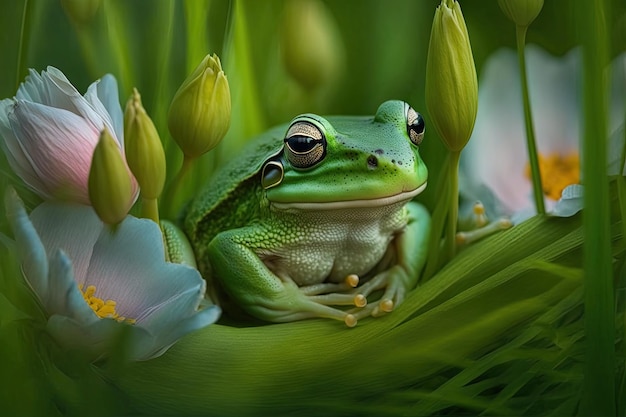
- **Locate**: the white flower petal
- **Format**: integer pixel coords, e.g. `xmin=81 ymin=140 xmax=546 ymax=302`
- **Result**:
xmin=46 ymin=313 xmax=130 ymax=361
xmin=86 ymin=74 xmax=124 ymax=145
xmin=47 ymin=249 xmax=97 ymax=321
xmin=16 ymin=69 xmax=47 ymax=103
xmin=29 ymin=202 xmax=103 ymax=286
xmin=84 ymin=217 xmax=201 ymax=319
xmin=136 ymin=279 xmax=206 ymax=327
xmin=463 ymin=48 xmax=530 ymax=213
xmin=550 ymin=184 xmax=584 ymax=218
xmin=526 ymin=46 xmax=580 ymax=154
xmin=0 ymin=100 xmax=35 ymax=188
xmin=135 ymin=305 xmax=221 ymax=360
xmin=42 ymin=67 xmax=111 ymax=138
xmin=39 ymin=67 xmax=85 ymax=113
xmin=4 ymin=188 xmax=49 ymax=303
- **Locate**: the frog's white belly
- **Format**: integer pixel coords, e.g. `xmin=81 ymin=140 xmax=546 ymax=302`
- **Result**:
xmin=260 ymin=202 xmax=408 ymax=286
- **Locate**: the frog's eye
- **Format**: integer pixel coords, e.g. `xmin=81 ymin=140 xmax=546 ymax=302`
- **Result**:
xmin=284 ymin=121 xmax=327 ymax=169
xmin=406 ymin=105 xmax=425 ymax=146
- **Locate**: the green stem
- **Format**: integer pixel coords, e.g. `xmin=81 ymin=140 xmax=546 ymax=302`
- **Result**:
xmin=621 ymin=105 xmax=626 ymax=175
xmin=422 ymin=154 xmax=451 ymax=281
xmin=163 ymin=156 xmax=194 ymax=218
xmin=443 ymin=150 xmax=460 ymax=261
xmin=15 ymin=0 xmax=32 ymax=90
xmin=577 ymin=0 xmax=615 ymax=415
xmin=73 ymin=26 xmax=100 ymax=79
xmin=141 ymin=197 xmax=160 ymax=225
xmin=184 ymin=0 xmax=211 ymax=74
xmin=102 ymin=0 xmax=133 ymax=94
xmin=182 ymin=0 xmax=216 ymax=198
xmin=151 ymin=0 xmax=175 ymax=124
xmin=515 ymin=24 xmax=545 ymax=215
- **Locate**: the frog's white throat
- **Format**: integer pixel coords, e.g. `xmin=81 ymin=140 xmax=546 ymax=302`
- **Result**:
xmin=271 ymin=182 xmax=427 ymax=211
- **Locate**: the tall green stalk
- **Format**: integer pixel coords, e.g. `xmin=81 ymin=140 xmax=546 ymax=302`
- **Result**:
xmin=149 ymin=0 xmax=175 ymax=217
xmin=150 ymin=0 xmax=175 ymax=122
xmin=577 ymin=0 xmax=615 ymax=415
xmin=102 ymin=0 xmax=133 ymax=95
xmin=515 ymin=24 xmax=545 ymax=215
xmin=182 ymin=0 xmax=215 ymax=193
xmin=15 ymin=0 xmax=32 ymax=90
xmin=184 ymin=0 xmax=212 ymax=74
xmin=443 ymin=150 xmax=460 ymax=260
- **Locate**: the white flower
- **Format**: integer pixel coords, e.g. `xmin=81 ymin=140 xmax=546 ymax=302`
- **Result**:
xmin=461 ymin=45 xmax=626 ymax=223
xmin=5 ymin=189 xmax=220 ymax=361
xmin=0 ymin=66 xmax=138 ymax=205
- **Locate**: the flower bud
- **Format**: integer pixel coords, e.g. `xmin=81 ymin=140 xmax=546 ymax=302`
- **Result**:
xmin=88 ymin=128 xmax=134 ymax=225
xmin=168 ymin=53 xmax=231 ymax=159
xmin=124 ymin=88 xmax=166 ymax=200
xmin=425 ymin=0 xmax=478 ymax=152
xmin=497 ymin=0 xmax=544 ymax=27
xmin=280 ymin=0 xmax=343 ymax=90
xmin=61 ymin=0 xmax=101 ymax=26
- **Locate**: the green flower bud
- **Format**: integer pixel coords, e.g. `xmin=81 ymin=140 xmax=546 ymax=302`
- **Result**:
xmin=168 ymin=53 xmax=231 ymax=159
xmin=124 ymin=88 xmax=166 ymax=200
xmin=280 ymin=0 xmax=343 ymax=90
xmin=498 ymin=0 xmax=544 ymax=27
xmin=88 ymin=128 xmax=134 ymax=225
xmin=61 ymin=0 xmax=101 ymax=26
xmin=425 ymin=0 xmax=478 ymax=152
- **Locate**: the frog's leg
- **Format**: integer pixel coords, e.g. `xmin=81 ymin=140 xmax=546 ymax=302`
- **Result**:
xmin=348 ymin=202 xmax=430 ymax=320
xmin=456 ymin=201 xmax=512 ymax=245
xmin=208 ymin=229 xmax=362 ymax=327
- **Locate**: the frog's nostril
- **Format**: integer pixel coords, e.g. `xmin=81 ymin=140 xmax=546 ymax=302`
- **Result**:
xmin=367 ymin=155 xmax=378 ymax=170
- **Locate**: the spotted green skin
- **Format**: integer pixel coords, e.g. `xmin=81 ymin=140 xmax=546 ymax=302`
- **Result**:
xmin=184 ymin=100 xmax=430 ymax=325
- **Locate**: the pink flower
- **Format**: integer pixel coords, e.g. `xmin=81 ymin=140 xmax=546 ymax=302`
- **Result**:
xmin=461 ymin=46 xmax=626 ymax=223
xmin=0 ymin=66 xmax=138 ymax=205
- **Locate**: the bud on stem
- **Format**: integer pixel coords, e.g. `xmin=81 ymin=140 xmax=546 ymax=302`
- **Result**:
xmin=88 ymin=128 xmax=134 ymax=225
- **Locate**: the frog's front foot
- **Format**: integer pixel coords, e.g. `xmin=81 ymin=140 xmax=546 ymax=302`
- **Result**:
xmin=252 ymin=271 xmax=409 ymax=327
xmin=344 ymin=266 xmax=410 ymax=321
xmin=250 ymin=282 xmax=364 ymax=327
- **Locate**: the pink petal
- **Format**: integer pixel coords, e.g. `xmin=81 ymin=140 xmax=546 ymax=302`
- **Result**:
xmin=9 ymin=100 xmax=99 ymax=203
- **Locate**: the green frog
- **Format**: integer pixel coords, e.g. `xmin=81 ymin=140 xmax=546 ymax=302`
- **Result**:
xmin=183 ymin=100 xmax=430 ymax=326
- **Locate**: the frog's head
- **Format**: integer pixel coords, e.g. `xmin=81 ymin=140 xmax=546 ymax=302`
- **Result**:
xmin=261 ymin=100 xmax=428 ymax=209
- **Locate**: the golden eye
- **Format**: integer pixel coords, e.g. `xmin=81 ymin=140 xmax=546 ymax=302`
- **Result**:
xmin=284 ymin=121 xmax=326 ymax=169
xmin=406 ymin=105 xmax=425 ymax=146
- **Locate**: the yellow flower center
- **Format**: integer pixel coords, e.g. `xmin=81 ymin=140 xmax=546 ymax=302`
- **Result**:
xmin=525 ymin=152 xmax=580 ymax=200
xmin=79 ymin=284 xmax=136 ymax=324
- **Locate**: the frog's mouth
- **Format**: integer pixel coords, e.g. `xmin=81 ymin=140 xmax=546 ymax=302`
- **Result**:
xmin=271 ymin=182 xmax=427 ymax=210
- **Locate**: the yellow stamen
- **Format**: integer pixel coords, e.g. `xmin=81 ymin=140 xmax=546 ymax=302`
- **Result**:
xmin=78 ymin=284 xmax=136 ymax=324
xmin=525 ymin=152 xmax=580 ymax=200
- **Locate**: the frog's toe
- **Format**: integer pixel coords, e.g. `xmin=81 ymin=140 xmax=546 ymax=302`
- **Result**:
xmin=254 ymin=300 xmax=351 ymax=324
xmin=346 ymin=268 xmax=410 ymax=320
xmin=351 ymin=273 xmax=388 ymax=298
xmin=299 ymin=274 xmax=360 ymax=296
xmin=247 ymin=285 xmax=366 ymax=327
xmin=347 ymin=296 xmax=396 ymax=322
xmin=376 ymin=299 xmax=395 ymax=314
xmin=309 ymin=293 xmax=367 ymax=307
